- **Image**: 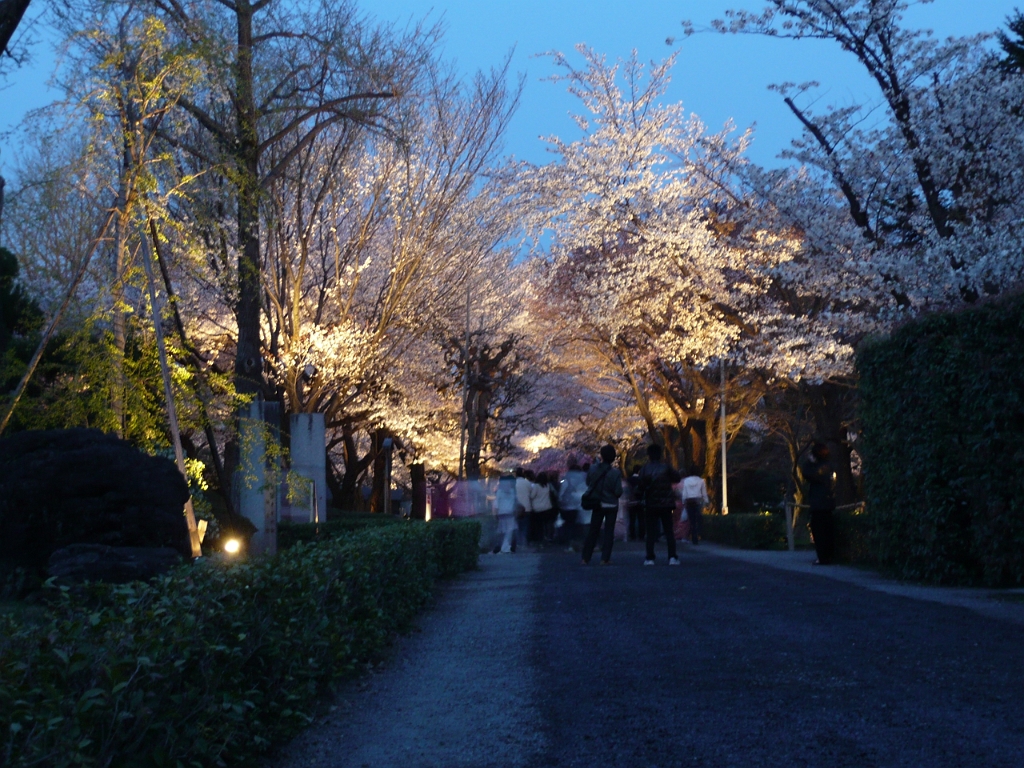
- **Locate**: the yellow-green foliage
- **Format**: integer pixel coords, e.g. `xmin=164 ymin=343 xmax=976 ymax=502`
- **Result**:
xmin=0 ymin=520 xmax=479 ymax=767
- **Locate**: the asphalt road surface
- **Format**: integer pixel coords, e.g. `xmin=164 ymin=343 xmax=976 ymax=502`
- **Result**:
xmin=269 ymin=542 xmax=1024 ymax=768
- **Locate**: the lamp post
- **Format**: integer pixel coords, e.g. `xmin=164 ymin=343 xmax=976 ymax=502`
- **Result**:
xmin=458 ymin=281 xmax=471 ymax=479
xmin=720 ymin=356 xmax=729 ymax=516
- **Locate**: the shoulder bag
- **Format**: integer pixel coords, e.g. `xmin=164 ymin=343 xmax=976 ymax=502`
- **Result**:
xmin=580 ymin=464 xmax=611 ymax=511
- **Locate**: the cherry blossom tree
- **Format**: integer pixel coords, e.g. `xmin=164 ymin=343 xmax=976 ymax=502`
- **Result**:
xmin=692 ymin=1 xmax=1024 ymax=500
xmin=256 ymin=55 xmax=522 ymax=504
xmin=515 ymin=46 xmax=850 ymax=496
xmin=708 ymin=0 xmax=1024 ymax=316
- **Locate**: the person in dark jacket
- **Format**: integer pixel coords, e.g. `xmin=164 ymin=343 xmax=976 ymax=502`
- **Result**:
xmin=581 ymin=444 xmax=624 ymax=565
xmin=800 ymin=441 xmax=837 ymax=565
xmin=637 ymin=444 xmax=682 ymax=565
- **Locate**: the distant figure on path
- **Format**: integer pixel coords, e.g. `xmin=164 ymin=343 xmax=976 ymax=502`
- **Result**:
xmin=581 ymin=445 xmax=623 ymax=565
xmin=515 ymin=468 xmax=534 ymax=547
xmin=558 ymin=460 xmax=587 ymax=551
xmin=800 ymin=442 xmax=837 ymax=565
xmin=637 ymin=444 xmax=681 ymax=565
xmin=680 ymin=464 xmax=709 ymax=545
xmin=627 ymin=468 xmax=644 ymax=541
xmin=494 ymin=474 xmax=518 ymax=553
xmin=530 ymin=472 xmax=556 ymax=543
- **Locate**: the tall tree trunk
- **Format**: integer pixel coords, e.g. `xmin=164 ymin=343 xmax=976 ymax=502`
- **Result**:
xmin=684 ymin=417 xmax=708 ymax=474
xmin=111 ymin=146 xmax=131 ymax=437
xmin=336 ymin=426 xmax=373 ymax=511
xmin=0 ymin=0 xmax=31 ymax=58
xmin=804 ymin=381 xmax=858 ymax=507
xmin=370 ymin=429 xmax=389 ymax=514
xmin=148 ymin=217 xmax=232 ymax=510
xmin=464 ymin=390 xmax=490 ymax=479
xmin=233 ymin=0 xmax=263 ymax=399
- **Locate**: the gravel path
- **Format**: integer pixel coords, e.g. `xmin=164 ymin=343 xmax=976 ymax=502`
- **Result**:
xmin=267 ymin=542 xmax=1024 ymax=768
xmin=268 ymin=551 xmax=546 ymax=768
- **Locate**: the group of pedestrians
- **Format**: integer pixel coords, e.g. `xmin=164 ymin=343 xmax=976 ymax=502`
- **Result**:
xmin=492 ymin=443 xmax=710 ymax=566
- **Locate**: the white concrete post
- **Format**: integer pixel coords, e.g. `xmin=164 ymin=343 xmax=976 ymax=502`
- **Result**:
xmin=237 ymin=401 xmax=280 ymax=554
xmin=289 ymin=413 xmax=327 ymax=523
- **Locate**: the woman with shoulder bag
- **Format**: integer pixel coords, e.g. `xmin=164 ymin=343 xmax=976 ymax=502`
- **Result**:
xmin=580 ymin=445 xmax=624 ymax=565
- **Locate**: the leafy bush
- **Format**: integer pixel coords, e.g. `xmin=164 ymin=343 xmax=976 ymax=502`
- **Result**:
xmin=0 ymin=520 xmax=479 ymax=767
xmin=858 ymin=293 xmax=1024 ymax=585
xmin=277 ymin=513 xmax=404 ymax=550
xmin=833 ymin=508 xmax=876 ymax=565
xmin=702 ymin=512 xmax=787 ymax=549
xmin=701 ymin=509 xmax=873 ymax=564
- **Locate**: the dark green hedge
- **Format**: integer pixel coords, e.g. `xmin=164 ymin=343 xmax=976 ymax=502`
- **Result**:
xmin=858 ymin=293 xmax=1024 ymax=585
xmin=833 ymin=509 xmax=875 ymax=565
xmin=702 ymin=509 xmax=874 ymax=563
xmin=277 ymin=513 xmax=404 ymax=550
xmin=702 ymin=512 xmax=787 ymax=549
xmin=0 ymin=520 xmax=479 ymax=767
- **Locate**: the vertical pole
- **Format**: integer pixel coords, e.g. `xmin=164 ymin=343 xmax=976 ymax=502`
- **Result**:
xmin=720 ymin=357 xmax=729 ymax=516
xmin=785 ymin=501 xmax=795 ymax=552
xmin=139 ymin=223 xmax=202 ymax=558
xmin=458 ymin=280 xmax=471 ymax=479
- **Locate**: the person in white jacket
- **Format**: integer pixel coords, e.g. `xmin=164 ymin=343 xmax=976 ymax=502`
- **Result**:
xmin=494 ymin=474 xmax=519 ymax=553
xmin=680 ymin=465 xmax=710 ymax=545
xmin=515 ymin=468 xmax=534 ymax=545
xmin=529 ymin=472 xmax=555 ymax=543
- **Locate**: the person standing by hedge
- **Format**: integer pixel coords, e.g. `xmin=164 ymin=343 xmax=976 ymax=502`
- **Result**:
xmin=580 ymin=445 xmax=623 ymax=565
xmin=680 ymin=464 xmax=709 ymax=545
xmin=800 ymin=442 xmax=837 ymax=565
xmin=638 ymin=444 xmax=682 ymax=565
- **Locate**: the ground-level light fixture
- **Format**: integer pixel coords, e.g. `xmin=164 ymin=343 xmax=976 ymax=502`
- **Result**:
xmin=224 ymin=538 xmax=242 ymax=555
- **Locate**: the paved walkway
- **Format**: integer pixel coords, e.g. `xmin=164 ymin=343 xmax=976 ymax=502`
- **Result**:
xmin=268 ymin=542 xmax=1024 ymax=768
xmin=270 ymin=551 xmax=547 ymax=768
xmin=698 ymin=543 xmax=1024 ymax=626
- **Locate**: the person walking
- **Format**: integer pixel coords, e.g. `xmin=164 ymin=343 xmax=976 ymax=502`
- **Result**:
xmin=514 ymin=468 xmax=533 ymax=549
xmin=627 ymin=468 xmax=644 ymax=541
xmin=530 ymin=471 xmax=556 ymax=544
xmin=493 ymin=474 xmax=518 ymax=553
xmin=800 ymin=441 xmax=837 ymax=565
xmin=637 ymin=444 xmax=681 ymax=565
xmin=558 ymin=461 xmax=587 ymax=551
xmin=680 ymin=464 xmax=709 ymax=545
xmin=580 ymin=445 xmax=623 ymax=565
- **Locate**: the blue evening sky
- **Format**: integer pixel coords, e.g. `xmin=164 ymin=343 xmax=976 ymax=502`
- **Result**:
xmin=0 ymin=0 xmax=1019 ymax=175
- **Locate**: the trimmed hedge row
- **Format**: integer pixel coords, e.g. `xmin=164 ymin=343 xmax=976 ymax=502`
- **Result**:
xmin=702 ymin=512 xmax=787 ymax=549
xmin=0 ymin=520 xmax=479 ymax=767
xmin=701 ymin=510 xmax=875 ymax=564
xmin=277 ymin=513 xmax=404 ymax=550
xmin=858 ymin=293 xmax=1024 ymax=586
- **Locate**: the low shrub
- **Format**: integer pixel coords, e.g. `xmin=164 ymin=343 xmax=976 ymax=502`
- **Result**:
xmin=0 ymin=519 xmax=479 ymax=767
xmin=277 ymin=513 xmax=404 ymax=550
xmin=833 ymin=508 xmax=876 ymax=565
xmin=702 ymin=509 xmax=875 ymax=564
xmin=702 ymin=512 xmax=787 ymax=549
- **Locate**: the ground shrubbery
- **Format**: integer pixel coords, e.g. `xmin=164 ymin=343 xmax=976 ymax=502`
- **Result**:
xmin=702 ymin=512 xmax=787 ymax=549
xmin=858 ymin=293 xmax=1024 ymax=586
xmin=0 ymin=520 xmax=479 ymax=767
xmin=702 ymin=509 xmax=874 ymax=564
xmin=277 ymin=512 xmax=405 ymax=550
xmin=833 ymin=509 xmax=875 ymax=565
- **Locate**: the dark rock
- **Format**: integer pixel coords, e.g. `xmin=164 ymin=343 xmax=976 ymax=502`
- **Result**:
xmin=48 ymin=544 xmax=184 ymax=584
xmin=0 ymin=428 xmax=192 ymax=575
